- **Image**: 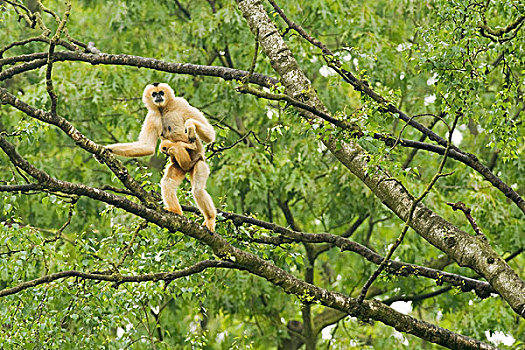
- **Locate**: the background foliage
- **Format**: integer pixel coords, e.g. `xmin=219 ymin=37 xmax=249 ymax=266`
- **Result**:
xmin=1 ymin=0 xmax=524 ymax=349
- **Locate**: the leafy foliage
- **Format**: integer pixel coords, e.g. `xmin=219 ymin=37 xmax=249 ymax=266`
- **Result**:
xmin=0 ymin=0 xmax=523 ymax=349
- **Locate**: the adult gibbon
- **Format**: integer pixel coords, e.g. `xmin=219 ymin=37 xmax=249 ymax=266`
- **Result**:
xmin=107 ymin=83 xmax=216 ymax=232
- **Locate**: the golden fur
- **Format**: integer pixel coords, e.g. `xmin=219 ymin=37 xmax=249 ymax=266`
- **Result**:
xmin=107 ymin=83 xmax=216 ymax=231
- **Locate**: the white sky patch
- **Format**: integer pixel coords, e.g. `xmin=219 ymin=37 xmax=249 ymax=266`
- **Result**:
xmin=391 ymin=301 xmax=412 ymax=315
xmin=393 ymin=331 xmax=409 ymax=345
xmin=342 ymin=53 xmax=352 ymax=61
xmin=310 ymin=56 xmax=318 ymax=63
xmin=322 ymin=324 xmax=337 ymax=340
xmin=266 ymin=108 xmax=278 ymax=120
xmin=396 ymin=42 xmax=413 ymax=52
xmin=436 ymin=310 xmax=443 ymax=321
xmin=427 ymin=73 xmax=439 ymax=86
xmin=448 ymin=130 xmax=463 ymax=145
xmin=399 ymin=72 xmax=405 ymax=80
xmin=424 ymin=94 xmax=436 ymax=105
xmin=319 ymin=65 xmax=337 ymax=77
xmin=353 ymin=58 xmax=359 ymax=67
xmin=116 ymin=327 xmax=125 ymax=339
xmin=216 ymin=331 xmax=227 ymax=343
xmin=485 ymin=331 xmax=515 ymax=346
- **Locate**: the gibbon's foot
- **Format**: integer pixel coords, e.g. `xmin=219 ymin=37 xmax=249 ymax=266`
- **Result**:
xmin=203 ymin=219 xmax=215 ymax=232
xmin=165 ymin=207 xmax=183 ymax=215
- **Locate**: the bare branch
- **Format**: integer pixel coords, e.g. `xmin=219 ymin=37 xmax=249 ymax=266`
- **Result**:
xmin=0 ymin=260 xmax=240 ymax=298
xmin=447 ymin=201 xmax=485 ymax=238
xmin=45 ymin=1 xmax=71 ymax=115
xmin=236 ymin=84 xmax=360 ymax=132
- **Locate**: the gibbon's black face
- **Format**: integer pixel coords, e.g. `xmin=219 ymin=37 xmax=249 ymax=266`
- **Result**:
xmin=151 ymin=90 xmax=165 ymax=105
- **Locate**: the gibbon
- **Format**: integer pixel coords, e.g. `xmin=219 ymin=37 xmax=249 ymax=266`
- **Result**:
xmin=159 ymin=139 xmax=203 ymax=173
xmin=107 ymin=83 xmax=217 ymax=232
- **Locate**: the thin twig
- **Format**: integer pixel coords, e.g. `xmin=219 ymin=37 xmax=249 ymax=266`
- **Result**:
xmin=243 ymin=28 xmax=259 ymax=84
xmin=236 ymin=85 xmax=359 ymax=132
xmin=0 ymin=260 xmax=241 ymax=297
xmin=45 ymin=1 xmax=71 ymax=116
xmin=114 ymin=221 xmax=148 ymax=270
xmin=357 ymin=113 xmax=460 ymax=303
xmin=447 ymin=201 xmax=485 ymax=238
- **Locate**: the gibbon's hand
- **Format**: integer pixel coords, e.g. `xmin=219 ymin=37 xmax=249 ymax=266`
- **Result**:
xmin=185 ymin=121 xmax=197 ymax=143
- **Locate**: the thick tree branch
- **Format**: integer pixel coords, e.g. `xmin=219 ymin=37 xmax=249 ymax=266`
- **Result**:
xmin=0 ymin=133 xmax=497 ymax=350
xmin=237 ymin=0 xmax=525 ymax=320
xmin=267 ymin=0 xmax=525 ymax=217
xmin=0 ymin=51 xmax=278 ymax=87
xmin=0 ymin=87 xmax=157 ymax=206
xmin=0 ymin=183 xmax=43 ymax=192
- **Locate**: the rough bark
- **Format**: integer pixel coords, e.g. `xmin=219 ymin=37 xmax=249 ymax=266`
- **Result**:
xmin=235 ymin=0 xmax=525 ymax=320
xmin=0 ymin=129 xmax=497 ymax=350
xmin=2 ymin=50 xmax=522 ymax=220
xmin=0 ymin=51 xmax=278 ymax=87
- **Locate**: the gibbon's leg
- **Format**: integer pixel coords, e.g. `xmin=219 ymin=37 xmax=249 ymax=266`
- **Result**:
xmin=161 ymin=163 xmax=186 ymax=215
xmin=189 ymin=161 xmax=216 ymax=232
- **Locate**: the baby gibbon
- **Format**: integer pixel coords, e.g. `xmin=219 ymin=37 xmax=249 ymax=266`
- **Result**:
xmin=159 ymin=139 xmax=203 ymax=173
xmin=107 ymin=83 xmax=216 ymax=232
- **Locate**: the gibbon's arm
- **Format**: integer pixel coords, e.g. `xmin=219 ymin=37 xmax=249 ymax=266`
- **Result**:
xmin=107 ymin=114 xmax=160 ymax=157
xmin=184 ymin=107 xmax=215 ymax=144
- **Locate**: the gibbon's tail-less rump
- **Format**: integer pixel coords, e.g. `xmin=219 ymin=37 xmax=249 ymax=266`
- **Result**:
xmin=106 ymin=83 xmax=217 ymax=232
